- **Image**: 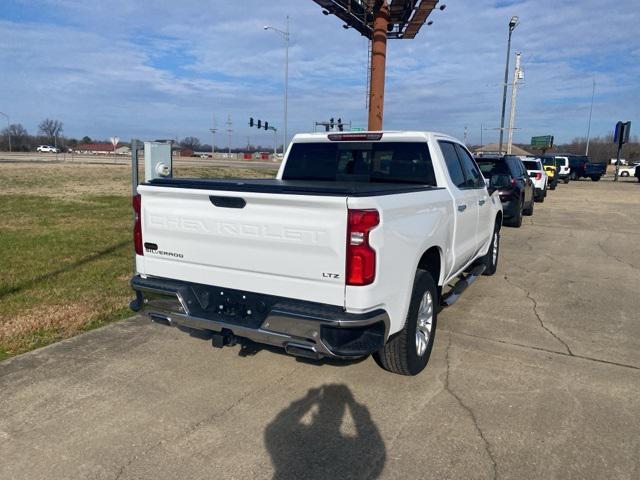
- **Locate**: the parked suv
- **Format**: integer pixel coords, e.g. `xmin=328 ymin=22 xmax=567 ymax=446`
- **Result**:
xmin=551 ymin=156 xmax=571 ymax=183
xmin=540 ymin=156 xmax=559 ymax=189
xmin=476 ymin=155 xmax=534 ymax=227
xmin=522 ymin=158 xmax=547 ymax=202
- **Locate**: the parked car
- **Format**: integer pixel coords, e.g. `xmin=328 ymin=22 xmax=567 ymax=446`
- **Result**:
xmin=36 ymin=145 xmax=60 ymax=153
xmin=551 ymin=156 xmax=571 ymax=183
xmin=522 ymin=158 xmax=547 ymax=202
xmin=566 ymin=154 xmax=605 ymax=181
xmin=618 ymin=166 xmax=636 ymax=177
xmin=540 ymin=156 xmax=559 ymax=189
xmin=636 ymin=165 xmax=640 ymax=182
xmin=130 ymin=131 xmax=503 ymax=376
xmin=476 ymin=154 xmax=534 ymax=227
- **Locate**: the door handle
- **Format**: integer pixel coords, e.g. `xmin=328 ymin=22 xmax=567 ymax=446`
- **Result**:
xmin=478 ymin=199 xmax=486 ymax=206
xmin=457 ymin=204 xmax=467 ymax=212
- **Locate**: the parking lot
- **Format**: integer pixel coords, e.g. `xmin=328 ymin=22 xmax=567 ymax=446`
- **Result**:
xmin=1 ymin=178 xmax=639 ymax=479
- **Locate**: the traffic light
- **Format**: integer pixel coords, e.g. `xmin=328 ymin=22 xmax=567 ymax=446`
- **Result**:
xmin=249 ymin=117 xmax=254 ymax=127
xmin=337 ymin=118 xmax=344 ymax=132
xmin=257 ymin=120 xmax=262 ymax=129
xmin=330 ymin=118 xmax=335 ymax=129
xmin=264 ymin=121 xmax=269 ymax=130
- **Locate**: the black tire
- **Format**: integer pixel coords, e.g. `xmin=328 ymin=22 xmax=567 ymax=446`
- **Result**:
xmin=523 ymin=198 xmax=534 ymax=216
xmin=564 ymin=178 xmax=570 ymax=184
xmin=538 ymin=192 xmax=545 ymax=203
xmin=544 ymin=187 xmax=548 ymax=197
xmin=505 ymin=201 xmax=523 ymax=228
xmin=374 ymin=270 xmax=438 ymax=376
xmin=482 ymin=223 xmax=500 ymax=276
xmin=570 ymin=172 xmax=577 ymax=181
xmin=591 ymin=176 xmax=601 ymax=182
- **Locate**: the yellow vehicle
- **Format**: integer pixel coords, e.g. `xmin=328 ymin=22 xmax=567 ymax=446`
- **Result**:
xmin=540 ymin=156 xmax=558 ymax=190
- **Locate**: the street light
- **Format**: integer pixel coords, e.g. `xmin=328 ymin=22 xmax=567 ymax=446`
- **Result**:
xmin=264 ymin=16 xmax=290 ymax=154
xmin=498 ymin=15 xmax=519 ymax=154
xmin=0 ymin=111 xmax=11 ymax=152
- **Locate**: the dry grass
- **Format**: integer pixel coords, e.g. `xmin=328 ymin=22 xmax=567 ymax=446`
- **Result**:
xmin=0 ymin=161 xmax=277 ymax=360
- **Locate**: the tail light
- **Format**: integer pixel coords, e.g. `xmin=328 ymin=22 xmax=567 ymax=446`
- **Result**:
xmin=510 ymin=177 xmax=517 ymax=186
xmin=346 ymin=209 xmax=380 ymax=286
xmin=535 ymin=172 xmax=542 ymax=180
xmin=133 ymin=195 xmax=143 ymax=256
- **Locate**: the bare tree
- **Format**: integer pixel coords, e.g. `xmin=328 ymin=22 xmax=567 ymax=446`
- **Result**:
xmin=1 ymin=123 xmax=30 ymax=151
xmin=180 ymin=136 xmax=201 ymax=150
xmin=38 ymin=118 xmax=64 ymax=144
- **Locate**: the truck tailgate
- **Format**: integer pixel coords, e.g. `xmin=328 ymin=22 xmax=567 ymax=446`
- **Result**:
xmin=137 ymin=184 xmax=348 ymax=306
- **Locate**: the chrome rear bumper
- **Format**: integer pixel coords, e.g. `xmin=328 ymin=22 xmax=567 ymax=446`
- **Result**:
xmin=130 ymin=275 xmax=389 ymax=359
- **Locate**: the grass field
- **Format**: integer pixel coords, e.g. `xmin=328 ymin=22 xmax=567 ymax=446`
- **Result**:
xmin=0 ymin=162 xmax=277 ymax=360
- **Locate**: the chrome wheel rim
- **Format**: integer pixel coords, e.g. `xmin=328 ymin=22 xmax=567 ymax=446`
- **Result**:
xmin=492 ymin=232 xmax=499 ymax=266
xmin=415 ymin=291 xmax=434 ymax=356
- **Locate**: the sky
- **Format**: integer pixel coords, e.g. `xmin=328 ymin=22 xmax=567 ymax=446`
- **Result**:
xmin=1 ymin=0 xmax=639 ymax=147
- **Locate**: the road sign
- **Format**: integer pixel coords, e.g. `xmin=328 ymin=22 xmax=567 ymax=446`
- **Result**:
xmin=614 ymin=121 xmax=631 ymax=146
xmin=110 ymin=136 xmax=119 ymax=147
xmin=614 ymin=121 xmax=632 ymax=181
xmin=531 ymin=135 xmax=554 ymax=149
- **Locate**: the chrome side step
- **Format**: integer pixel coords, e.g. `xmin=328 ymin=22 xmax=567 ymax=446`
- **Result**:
xmin=441 ymin=263 xmax=486 ymax=307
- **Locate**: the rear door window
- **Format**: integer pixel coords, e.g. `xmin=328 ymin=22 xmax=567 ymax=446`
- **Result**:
xmin=454 ymin=144 xmax=485 ymax=188
xmin=438 ymin=141 xmax=466 ymax=188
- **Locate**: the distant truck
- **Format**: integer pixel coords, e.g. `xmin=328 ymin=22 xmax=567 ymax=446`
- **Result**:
xmin=564 ymin=154 xmax=606 ymax=181
xmin=130 ymin=131 xmax=503 ymax=375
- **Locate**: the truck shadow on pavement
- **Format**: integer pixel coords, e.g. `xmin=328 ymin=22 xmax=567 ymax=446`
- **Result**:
xmin=264 ymin=384 xmax=386 ymax=480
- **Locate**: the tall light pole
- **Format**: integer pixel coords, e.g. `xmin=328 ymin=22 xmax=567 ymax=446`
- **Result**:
xmin=507 ymin=52 xmax=523 ymax=155
xmin=0 ymin=111 xmax=11 ymax=152
xmin=585 ymin=78 xmax=596 ymax=156
xmin=498 ymin=16 xmax=519 ymax=155
xmin=264 ymin=15 xmax=290 ymax=154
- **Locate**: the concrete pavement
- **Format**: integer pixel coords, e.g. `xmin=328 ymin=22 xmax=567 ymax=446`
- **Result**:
xmin=1 ymin=178 xmax=639 ymax=479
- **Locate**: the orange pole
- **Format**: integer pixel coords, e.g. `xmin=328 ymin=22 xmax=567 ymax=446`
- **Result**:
xmin=368 ymin=1 xmax=389 ymax=131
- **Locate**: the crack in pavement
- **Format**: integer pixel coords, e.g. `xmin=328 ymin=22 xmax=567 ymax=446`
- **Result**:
xmin=596 ymin=233 xmax=640 ymax=272
xmin=444 ymin=335 xmax=498 ymax=480
xmin=113 ymin=364 xmax=303 ymax=480
xmin=443 ymin=329 xmax=640 ymax=371
xmin=503 ymin=276 xmax=573 ymax=356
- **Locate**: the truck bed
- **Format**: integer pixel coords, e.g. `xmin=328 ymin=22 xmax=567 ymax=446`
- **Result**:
xmin=147 ymin=178 xmax=438 ymax=197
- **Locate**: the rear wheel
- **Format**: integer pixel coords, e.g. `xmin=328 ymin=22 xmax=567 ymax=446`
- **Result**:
xmin=482 ymin=224 xmax=500 ymax=276
xmin=563 ymin=177 xmax=570 ymax=184
xmin=374 ymin=270 xmax=437 ymax=376
xmin=523 ymin=197 xmax=534 ymax=216
xmin=505 ymin=201 xmax=523 ymax=228
xmin=591 ymin=175 xmax=601 ymax=182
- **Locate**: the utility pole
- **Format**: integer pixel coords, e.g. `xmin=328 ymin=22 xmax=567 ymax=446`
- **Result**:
xmin=585 ymin=78 xmax=596 ymax=156
xmin=210 ymin=115 xmax=217 ymax=158
xmin=368 ymin=1 xmax=390 ymax=131
xmin=464 ymin=126 xmax=468 ymax=145
xmin=498 ymin=16 xmax=519 ymax=154
xmin=507 ymin=52 xmax=522 ymax=155
xmin=226 ymin=114 xmax=232 ymax=155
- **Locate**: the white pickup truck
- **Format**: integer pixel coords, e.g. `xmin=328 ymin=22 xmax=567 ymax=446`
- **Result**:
xmin=130 ymin=131 xmax=503 ymax=375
